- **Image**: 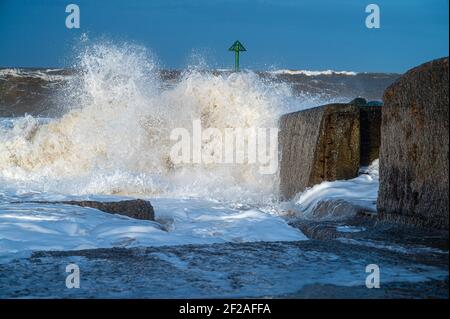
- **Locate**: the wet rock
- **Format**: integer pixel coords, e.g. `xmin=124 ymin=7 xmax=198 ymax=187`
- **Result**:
xmin=367 ymin=100 xmax=383 ymax=107
xmin=377 ymin=57 xmax=449 ymax=229
xmin=60 ymin=199 xmax=155 ymax=221
xmin=8 ymin=238 xmax=445 ymax=298
xmin=307 ymin=199 xmax=363 ymax=221
xmin=279 ymin=103 xmax=360 ymax=199
xmin=349 ymin=97 xmax=368 ymax=106
xmin=23 ymin=199 xmax=155 ymax=221
xmin=289 ymin=212 xmax=449 ymax=251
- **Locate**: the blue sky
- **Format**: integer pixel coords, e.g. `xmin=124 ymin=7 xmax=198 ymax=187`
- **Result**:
xmin=0 ymin=0 xmax=448 ymax=72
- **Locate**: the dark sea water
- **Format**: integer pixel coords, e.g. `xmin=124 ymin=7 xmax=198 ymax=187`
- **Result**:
xmin=1 ymin=238 xmax=447 ymax=298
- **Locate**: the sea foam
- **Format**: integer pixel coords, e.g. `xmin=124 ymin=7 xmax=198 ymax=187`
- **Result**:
xmin=0 ymin=43 xmax=299 ymax=203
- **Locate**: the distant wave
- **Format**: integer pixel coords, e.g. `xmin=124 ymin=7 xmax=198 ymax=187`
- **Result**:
xmin=0 ymin=68 xmax=70 ymax=81
xmin=0 ymin=67 xmax=359 ymax=78
xmin=269 ymin=69 xmax=358 ymax=76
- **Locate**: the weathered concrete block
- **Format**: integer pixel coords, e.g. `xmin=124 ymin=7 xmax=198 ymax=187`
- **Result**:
xmin=279 ymin=103 xmax=360 ymax=199
xmin=377 ymin=57 xmax=449 ymax=229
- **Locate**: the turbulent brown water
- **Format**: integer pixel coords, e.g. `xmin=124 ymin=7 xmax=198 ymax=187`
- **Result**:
xmin=0 ymin=66 xmax=399 ymax=118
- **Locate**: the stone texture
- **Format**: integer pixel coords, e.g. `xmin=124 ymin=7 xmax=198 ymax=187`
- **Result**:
xmin=279 ymin=103 xmax=360 ymax=199
xmin=377 ymin=57 xmax=449 ymax=229
xmin=26 ymin=199 xmax=155 ymax=221
xmin=61 ymin=200 xmax=155 ymax=221
xmin=360 ymin=105 xmax=382 ymax=166
xmin=306 ymin=199 xmax=362 ymax=221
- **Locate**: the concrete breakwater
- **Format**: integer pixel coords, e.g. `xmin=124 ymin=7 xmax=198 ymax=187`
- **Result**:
xmin=279 ymin=57 xmax=449 ymax=230
xmin=377 ymin=57 xmax=449 ymax=229
xmin=279 ymin=98 xmax=380 ymax=200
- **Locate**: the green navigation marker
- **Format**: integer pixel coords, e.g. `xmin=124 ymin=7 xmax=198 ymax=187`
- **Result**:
xmin=228 ymin=40 xmax=246 ymax=72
